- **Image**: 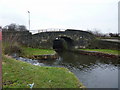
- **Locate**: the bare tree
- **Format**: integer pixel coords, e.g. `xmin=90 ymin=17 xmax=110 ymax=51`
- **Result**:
xmin=18 ymin=25 xmax=27 ymax=31
xmin=8 ymin=23 xmax=18 ymax=31
xmin=2 ymin=23 xmax=28 ymax=31
xmin=87 ymin=28 xmax=103 ymax=37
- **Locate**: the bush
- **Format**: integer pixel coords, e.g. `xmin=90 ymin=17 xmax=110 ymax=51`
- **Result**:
xmin=3 ymin=42 xmax=23 ymax=55
xmin=2 ymin=30 xmax=24 ymax=56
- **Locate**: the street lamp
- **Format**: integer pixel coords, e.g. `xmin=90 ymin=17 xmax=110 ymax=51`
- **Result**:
xmin=28 ymin=11 xmax=30 ymax=31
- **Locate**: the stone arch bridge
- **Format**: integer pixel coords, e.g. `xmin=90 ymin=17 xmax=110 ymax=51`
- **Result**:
xmin=32 ymin=29 xmax=95 ymax=49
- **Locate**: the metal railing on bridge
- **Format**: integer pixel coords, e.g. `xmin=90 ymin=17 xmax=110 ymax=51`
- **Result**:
xmin=29 ymin=28 xmax=65 ymax=34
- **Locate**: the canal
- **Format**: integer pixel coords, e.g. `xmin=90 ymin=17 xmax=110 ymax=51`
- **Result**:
xmin=14 ymin=51 xmax=118 ymax=88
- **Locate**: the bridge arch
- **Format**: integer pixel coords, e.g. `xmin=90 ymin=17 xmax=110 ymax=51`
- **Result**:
xmin=53 ymin=36 xmax=74 ymax=51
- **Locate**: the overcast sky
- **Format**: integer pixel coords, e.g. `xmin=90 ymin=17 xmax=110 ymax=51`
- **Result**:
xmin=0 ymin=0 xmax=119 ymax=33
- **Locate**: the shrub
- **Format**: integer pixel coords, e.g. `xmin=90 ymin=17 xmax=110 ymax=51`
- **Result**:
xmin=3 ymin=42 xmax=23 ymax=55
xmin=2 ymin=30 xmax=24 ymax=55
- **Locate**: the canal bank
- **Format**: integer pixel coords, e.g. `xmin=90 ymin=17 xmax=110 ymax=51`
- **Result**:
xmin=20 ymin=47 xmax=59 ymax=60
xmin=2 ymin=55 xmax=85 ymax=88
xmin=69 ymin=49 xmax=120 ymax=59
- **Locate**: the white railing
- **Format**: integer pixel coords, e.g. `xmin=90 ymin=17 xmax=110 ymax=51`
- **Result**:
xmin=29 ymin=28 xmax=65 ymax=34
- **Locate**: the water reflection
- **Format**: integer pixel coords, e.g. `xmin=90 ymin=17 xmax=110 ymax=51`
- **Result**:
xmin=56 ymin=51 xmax=118 ymax=88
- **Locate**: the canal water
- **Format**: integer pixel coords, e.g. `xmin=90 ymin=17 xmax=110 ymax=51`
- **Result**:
xmin=14 ymin=51 xmax=118 ymax=88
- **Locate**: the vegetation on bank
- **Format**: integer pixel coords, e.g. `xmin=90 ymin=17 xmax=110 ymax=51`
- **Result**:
xmin=2 ymin=55 xmax=84 ymax=88
xmin=80 ymin=49 xmax=120 ymax=55
xmin=21 ymin=47 xmax=56 ymax=57
xmin=2 ymin=42 xmax=56 ymax=57
xmin=3 ymin=42 xmax=22 ymax=55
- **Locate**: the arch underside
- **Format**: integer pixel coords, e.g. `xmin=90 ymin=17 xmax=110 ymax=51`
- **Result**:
xmin=53 ymin=36 xmax=75 ymax=51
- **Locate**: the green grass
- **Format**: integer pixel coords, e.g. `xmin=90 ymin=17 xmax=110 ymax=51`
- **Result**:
xmin=21 ymin=47 xmax=56 ymax=57
xmin=80 ymin=49 xmax=120 ymax=55
xmin=2 ymin=55 xmax=84 ymax=88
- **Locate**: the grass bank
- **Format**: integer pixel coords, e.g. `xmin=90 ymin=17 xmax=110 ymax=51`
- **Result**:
xmin=21 ymin=47 xmax=56 ymax=57
xmin=2 ymin=55 xmax=84 ymax=88
xmin=80 ymin=49 xmax=120 ymax=55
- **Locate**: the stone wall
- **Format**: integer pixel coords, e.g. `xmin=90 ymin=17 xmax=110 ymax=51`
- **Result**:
xmin=87 ymin=39 xmax=119 ymax=50
xmin=32 ymin=29 xmax=95 ymax=49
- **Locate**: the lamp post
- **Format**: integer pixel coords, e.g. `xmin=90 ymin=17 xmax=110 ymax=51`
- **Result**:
xmin=28 ymin=11 xmax=30 ymax=31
